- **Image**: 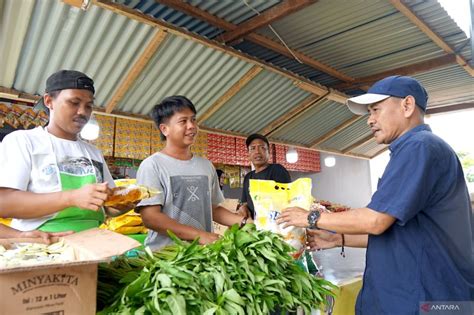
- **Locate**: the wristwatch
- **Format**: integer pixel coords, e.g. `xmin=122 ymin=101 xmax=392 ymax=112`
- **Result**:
xmin=307 ymin=210 xmax=321 ymax=229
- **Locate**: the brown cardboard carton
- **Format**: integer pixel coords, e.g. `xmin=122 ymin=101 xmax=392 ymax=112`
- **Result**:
xmin=0 ymin=228 xmax=140 ymax=315
xmin=213 ymin=199 xmax=240 ymax=235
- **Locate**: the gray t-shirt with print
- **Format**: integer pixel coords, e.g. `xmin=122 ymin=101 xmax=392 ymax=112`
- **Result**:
xmin=136 ymin=152 xmax=224 ymax=250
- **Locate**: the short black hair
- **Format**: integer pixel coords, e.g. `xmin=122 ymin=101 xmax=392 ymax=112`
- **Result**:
xmin=151 ymin=95 xmax=197 ymax=140
xmin=246 ymin=133 xmax=270 ymax=149
xmin=33 ymin=91 xmax=63 ymax=121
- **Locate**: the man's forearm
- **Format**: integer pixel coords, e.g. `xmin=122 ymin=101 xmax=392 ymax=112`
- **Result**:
xmin=0 ymin=189 xmax=72 ymax=218
xmin=141 ymin=208 xmax=209 ymax=241
xmin=317 ymin=207 xmax=395 ymax=235
xmin=213 ymin=206 xmax=244 ymax=227
xmin=341 ymin=234 xmax=368 ymax=248
xmin=0 ymin=223 xmax=22 ymax=238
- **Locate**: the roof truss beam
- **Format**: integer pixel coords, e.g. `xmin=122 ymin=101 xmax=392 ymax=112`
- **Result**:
xmin=342 ymin=134 xmax=374 ymax=154
xmin=260 ymin=94 xmax=328 ymax=136
xmin=426 ymin=102 xmax=474 ymax=115
xmin=333 ymin=54 xmax=457 ymax=90
xmin=197 ymin=66 xmax=263 ymax=124
xmin=155 ymin=0 xmax=355 ymax=83
xmin=95 ymin=0 xmax=330 ymax=98
xmin=310 ymin=115 xmax=363 ymax=148
xmin=105 ymin=30 xmax=168 ymax=113
xmin=220 ymin=0 xmax=316 ymax=44
xmin=390 ymin=0 xmax=474 ymax=76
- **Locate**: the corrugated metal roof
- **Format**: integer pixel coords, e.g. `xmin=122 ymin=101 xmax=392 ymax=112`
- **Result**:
xmin=270 ymin=99 xmax=355 ymax=146
xmin=118 ymin=0 xmax=472 ymax=104
xmin=202 ymin=70 xmax=311 ymax=134
xmin=408 ymin=0 xmax=471 ymax=60
xmin=351 ymin=139 xmax=384 ymax=157
xmin=116 ymin=0 xmax=281 ymax=39
xmin=1 ymin=0 xmax=470 ymax=160
xmin=257 ymin=2 xmax=444 ymax=76
xmin=318 ymin=117 xmax=371 ymax=151
xmin=190 ymin=0 xmax=281 ymax=25
xmin=116 ymin=33 xmax=254 ymax=115
xmin=414 ymin=64 xmax=474 ymax=108
xmin=116 ymin=0 xmax=223 ymax=38
xmin=0 ymin=0 xmax=35 ymax=88
xmin=12 ymin=0 xmax=157 ymax=108
xmin=233 ymin=40 xmax=341 ymax=86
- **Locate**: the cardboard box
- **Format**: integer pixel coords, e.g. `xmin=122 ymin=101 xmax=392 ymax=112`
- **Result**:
xmin=213 ymin=199 xmax=240 ymax=235
xmin=0 ymin=228 xmax=140 ymax=315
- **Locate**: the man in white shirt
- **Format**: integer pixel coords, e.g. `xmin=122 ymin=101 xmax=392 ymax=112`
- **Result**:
xmin=0 ymin=70 xmax=132 ymax=233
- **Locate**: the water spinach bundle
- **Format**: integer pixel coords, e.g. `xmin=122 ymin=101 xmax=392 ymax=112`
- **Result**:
xmin=98 ymin=224 xmax=336 ymax=314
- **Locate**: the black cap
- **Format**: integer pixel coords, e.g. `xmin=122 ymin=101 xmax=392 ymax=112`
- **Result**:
xmin=45 ymin=70 xmax=95 ymax=94
xmin=245 ymin=133 xmax=270 ymax=148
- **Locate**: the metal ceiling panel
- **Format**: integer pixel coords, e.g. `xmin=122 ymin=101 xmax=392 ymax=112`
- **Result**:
xmin=116 ymin=0 xmax=223 ymax=38
xmin=270 ymin=99 xmax=355 ymax=146
xmin=116 ymin=33 xmax=254 ymax=115
xmin=255 ymin=0 xmax=461 ymax=77
xmin=408 ymin=0 xmax=470 ymax=60
xmin=11 ymin=0 xmax=157 ymax=108
xmin=318 ymin=116 xmax=371 ymax=151
xmin=233 ymin=40 xmax=340 ymax=86
xmin=414 ymin=64 xmax=474 ymax=108
xmin=189 ymin=0 xmax=281 ymax=25
xmin=116 ymin=0 xmax=281 ymax=38
xmin=202 ymin=70 xmax=311 ymax=134
xmin=351 ymin=139 xmax=383 ymax=156
xmin=0 ymin=0 xmax=35 ymax=88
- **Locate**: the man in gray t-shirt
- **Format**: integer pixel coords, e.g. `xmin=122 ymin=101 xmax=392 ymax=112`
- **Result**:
xmin=137 ymin=152 xmax=224 ymax=250
xmin=136 ymin=96 xmax=248 ymax=250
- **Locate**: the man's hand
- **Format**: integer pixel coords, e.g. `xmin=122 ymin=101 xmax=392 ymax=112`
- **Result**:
xmin=237 ymin=204 xmax=251 ymax=218
xmin=67 ymin=183 xmax=110 ymax=211
xmin=105 ymin=201 xmax=139 ymax=217
xmin=19 ymin=230 xmax=74 ymax=244
xmin=306 ymin=229 xmax=342 ymax=251
xmin=198 ymin=232 xmax=220 ymax=245
xmin=277 ymin=206 xmax=309 ymax=228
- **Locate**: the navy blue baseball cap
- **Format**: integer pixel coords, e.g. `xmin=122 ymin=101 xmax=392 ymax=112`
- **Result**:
xmin=346 ymin=76 xmax=428 ymax=115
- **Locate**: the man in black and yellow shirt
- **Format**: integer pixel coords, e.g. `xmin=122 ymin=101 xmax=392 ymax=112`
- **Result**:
xmin=239 ymin=134 xmax=291 ymax=219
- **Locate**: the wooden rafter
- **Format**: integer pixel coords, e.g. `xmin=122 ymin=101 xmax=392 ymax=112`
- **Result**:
xmin=390 ymin=0 xmax=474 ymax=76
xmin=260 ymin=94 xmax=327 ymax=136
xmin=94 ymin=1 xmax=330 ymax=99
xmin=154 ymin=0 xmax=355 ymax=83
xmin=310 ymin=115 xmax=363 ymax=148
xmin=342 ymin=134 xmax=374 ymax=154
xmin=220 ymin=0 xmax=316 ymax=44
xmin=319 ymin=147 xmax=371 ymax=160
xmin=84 ymin=1 xmax=374 ymax=159
xmin=426 ymin=102 xmax=474 ymax=115
xmin=269 ymin=138 xmax=370 ymax=159
xmin=105 ymin=30 xmax=168 ymax=113
xmin=197 ymin=66 xmax=263 ymax=124
xmin=333 ymin=54 xmax=457 ymax=90
xmin=294 ymin=81 xmax=328 ymax=96
xmin=370 ymin=145 xmax=389 ymax=158
xmin=325 ymin=89 xmax=349 ymax=104
xmin=246 ymin=33 xmax=354 ymax=82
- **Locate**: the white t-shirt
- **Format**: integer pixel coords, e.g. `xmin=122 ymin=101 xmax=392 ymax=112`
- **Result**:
xmin=0 ymin=127 xmax=114 ymax=231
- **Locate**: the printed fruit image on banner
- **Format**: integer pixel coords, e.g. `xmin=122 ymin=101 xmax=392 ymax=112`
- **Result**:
xmin=250 ymin=178 xmax=312 ymax=258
